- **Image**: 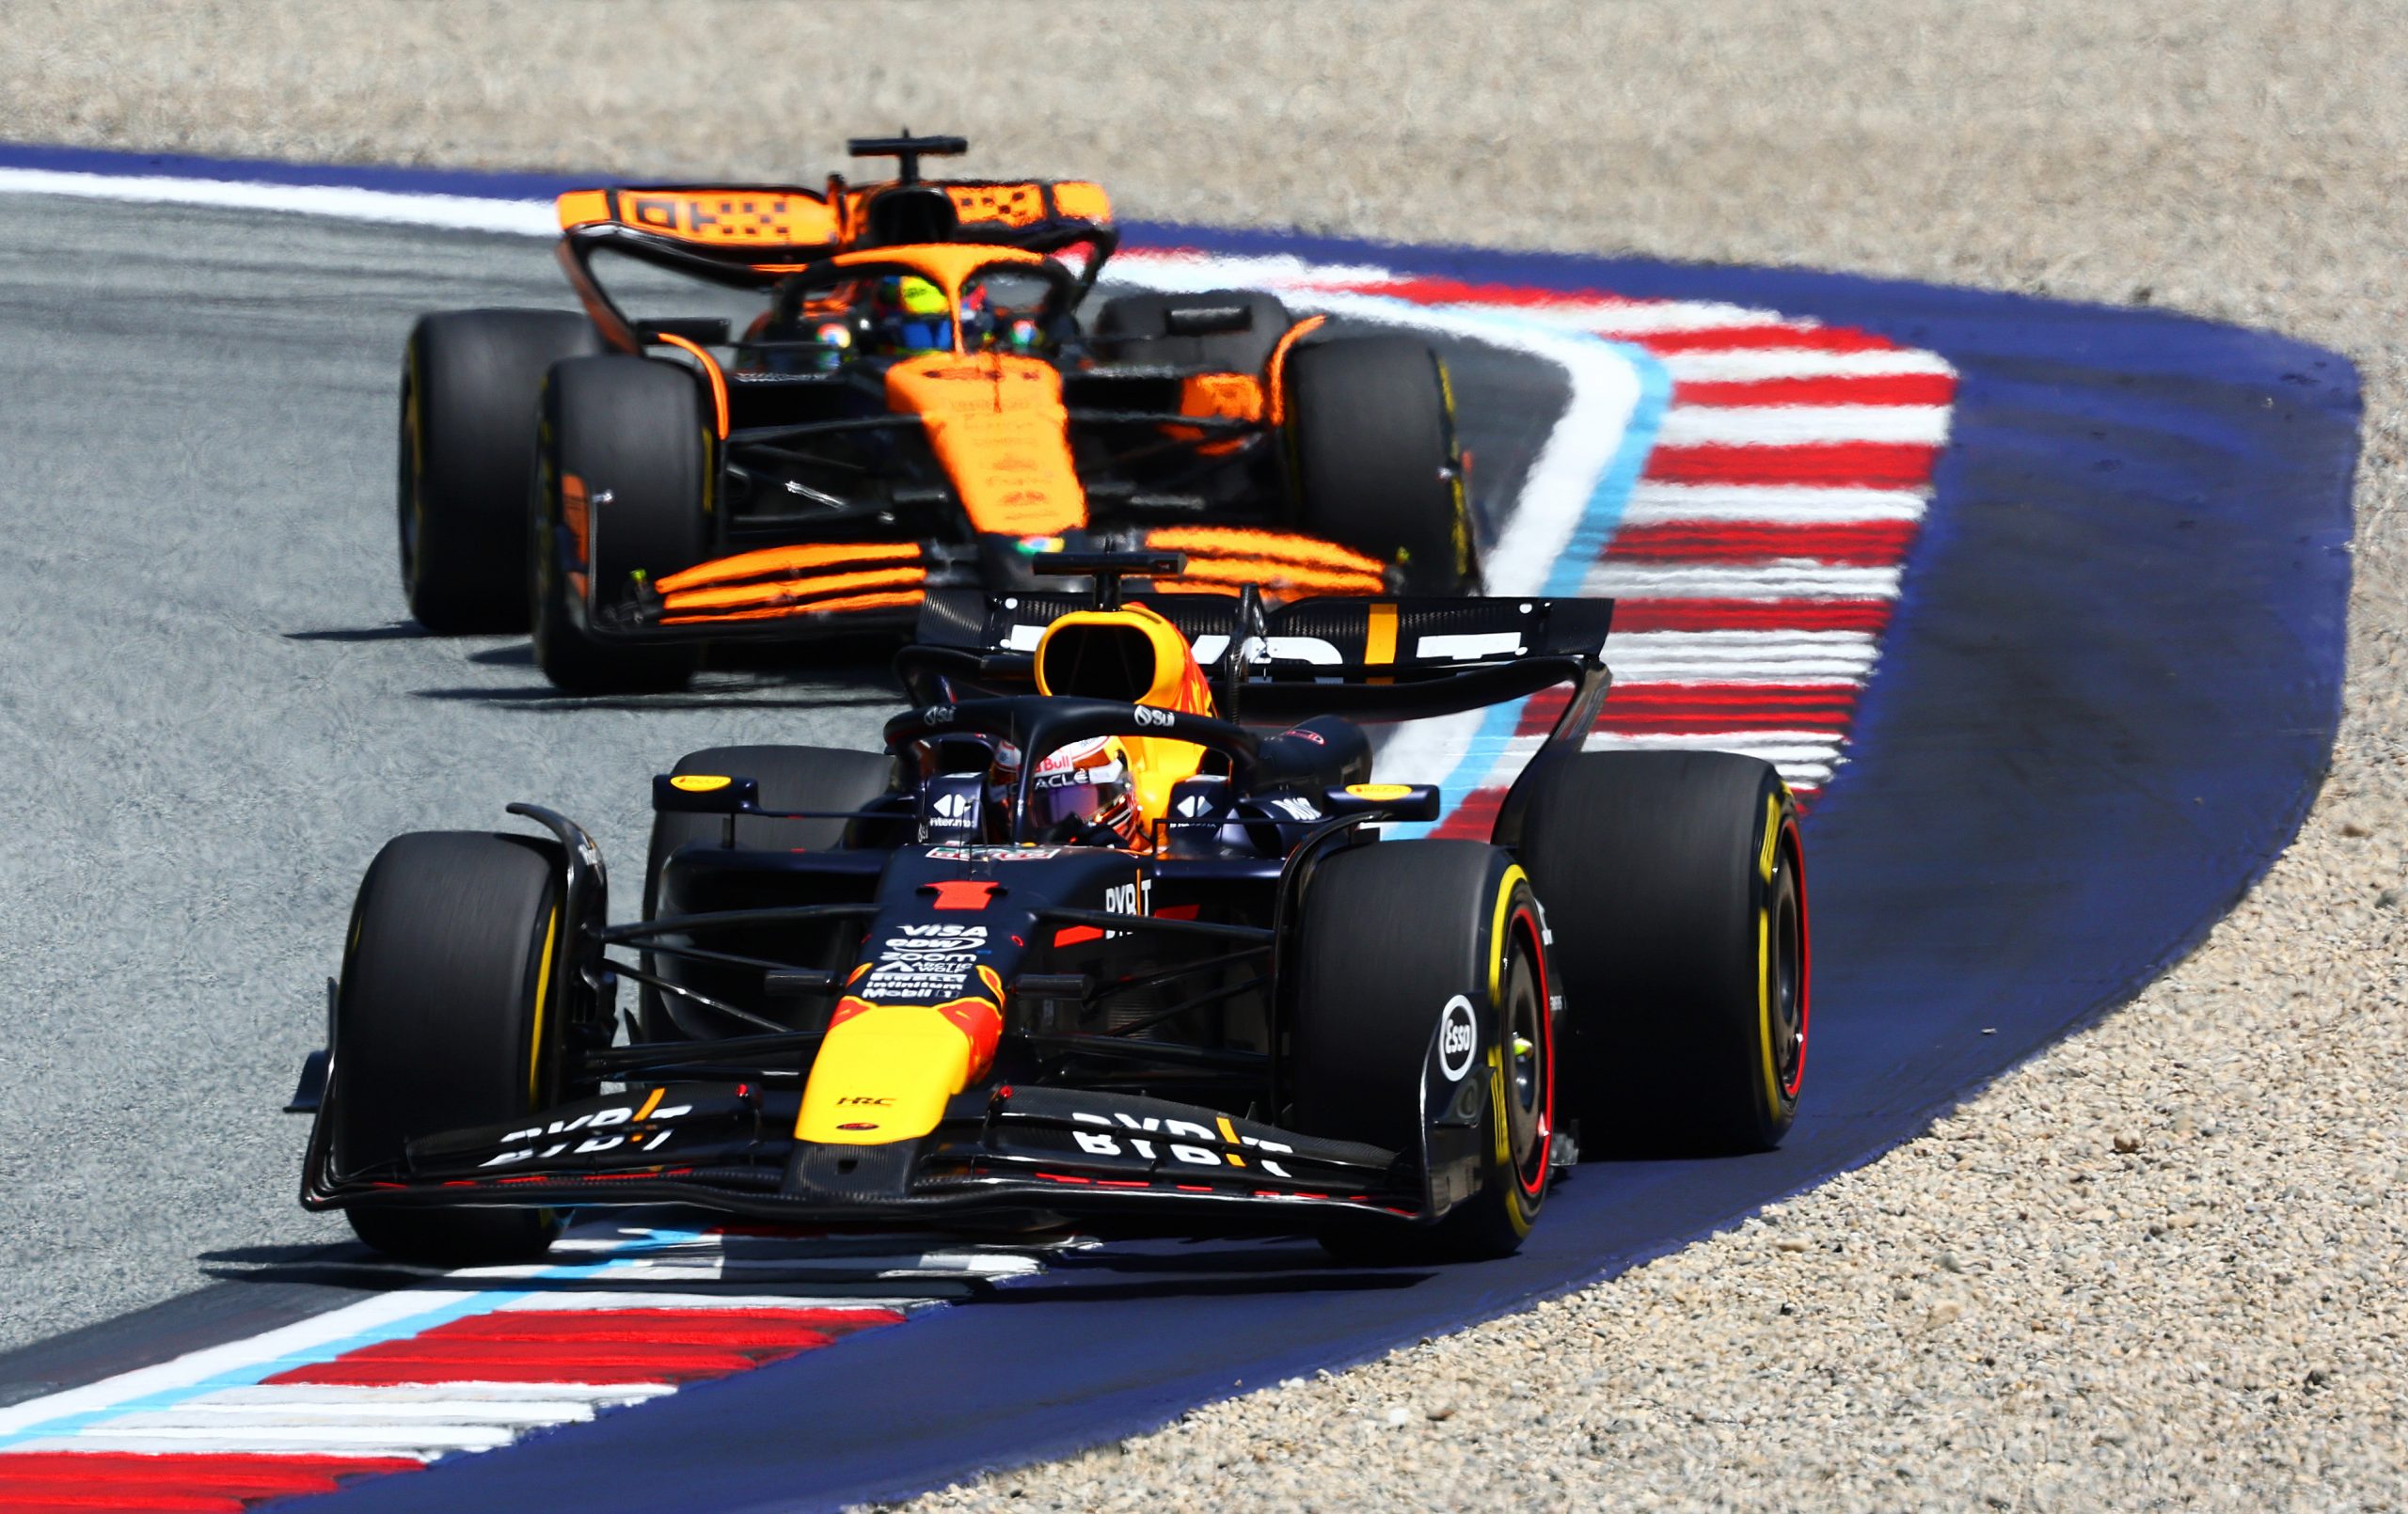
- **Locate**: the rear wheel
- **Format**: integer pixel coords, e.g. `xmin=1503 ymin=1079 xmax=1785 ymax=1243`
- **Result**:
xmin=1284 ymin=336 xmax=1473 ymax=593
xmin=332 ymin=831 xmax=567 ymax=1265
xmin=531 ymin=355 xmax=712 ymax=694
xmin=1290 ymin=840 xmax=1553 ymax=1259
xmin=1515 ymin=750 xmax=1808 ymax=1155
xmin=399 ymin=309 xmax=602 ymax=632
xmin=1091 ymin=290 xmax=1293 ymax=373
xmin=642 ymin=744 xmax=897 ymax=1039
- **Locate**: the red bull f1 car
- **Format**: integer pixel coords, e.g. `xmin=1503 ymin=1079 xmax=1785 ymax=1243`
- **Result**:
xmin=395 ymin=134 xmax=1474 ymax=692
xmin=296 ymin=558 xmax=1807 ymax=1263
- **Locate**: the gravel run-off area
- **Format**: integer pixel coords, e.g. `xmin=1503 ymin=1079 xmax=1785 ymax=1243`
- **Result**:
xmin=5 ymin=2 xmax=2406 ymax=1507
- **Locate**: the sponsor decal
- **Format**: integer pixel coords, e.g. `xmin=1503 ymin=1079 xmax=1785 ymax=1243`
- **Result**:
xmin=1131 ymin=704 xmax=1176 ymax=729
xmin=1271 ymin=796 xmax=1322 ymax=822
xmin=1438 ymin=994 xmax=1479 ymax=1082
xmin=1175 ymin=793 xmax=1216 ymax=818
xmin=921 ymin=704 xmax=956 ymax=726
xmin=924 ymin=844 xmax=1074 ymax=860
xmin=861 ymin=923 xmax=990 ymax=1001
xmin=1343 ymin=783 xmax=1417 ymax=802
xmin=1417 ymin=631 xmax=1524 ymax=661
xmin=479 ymin=1097 xmax=694 ymax=1167
xmin=1101 ymin=876 xmax=1151 ymax=938
xmin=669 ymin=774 xmax=732 ymax=792
xmin=1068 ymin=1111 xmax=1295 ymax=1177
xmin=932 ymin=791 xmax=974 ymax=819
xmin=1281 ymin=727 xmax=1326 ymax=746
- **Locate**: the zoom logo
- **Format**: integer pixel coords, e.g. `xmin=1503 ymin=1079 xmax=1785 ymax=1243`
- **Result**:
xmin=1437 ymin=995 xmax=1479 ymax=1082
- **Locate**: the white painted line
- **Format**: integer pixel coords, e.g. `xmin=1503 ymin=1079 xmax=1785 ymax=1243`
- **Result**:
xmin=1584 ymin=732 xmax=1847 ymax=765
xmin=1105 ymin=248 xmax=1402 ymax=291
xmin=1622 ymin=483 xmax=1928 ymax=524
xmin=1658 ymin=347 xmax=1956 ymax=382
xmin=1468 ymin=732 xmax=1839 ymax=788
xmin=6 ymin=1434 xmax=436 ymax=1459
xmin=199 ymin=1383 xmax=671 ymax=1406
xmin=497 ymin=1291 xmax=924 ymax=1313
xmin=0 ymin=167 xmax=557 ymax=234
xmin=1422 ymin=298 xmax=1782 ymax=335
xmin=1608 ymin=630 xmax=1879 ymax=682
xmin=1653 ymin=404 xmax=1953 ymax=448
xmin=123 ymin=1398 xmax=606 ymax=1426
xmin=1584 ymin=561 xmax=1906 ymax=598
xmin=18 ymin=1421 xmax=520 ymax=1452
xmin=0 ymin=1287 xmax=499 ymax=1438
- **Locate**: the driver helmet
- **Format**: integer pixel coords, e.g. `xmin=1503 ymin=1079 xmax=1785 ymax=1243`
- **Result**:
xmin=990 ymin=736 xmax=1141 ymax=846
xmin=869 ymin=274 xmax=951 ymax=355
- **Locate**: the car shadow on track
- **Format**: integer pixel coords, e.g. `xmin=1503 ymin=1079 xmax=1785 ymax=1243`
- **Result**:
xmin=410 ymin=631 xmax=911 ymax=711
xmin=408 ymin=686 xmax=900 ymax=712
xmin=284 ymin=623 xmax=437 ymax=642
xmin=196 ymin=1240 xmax=999 ymax=1303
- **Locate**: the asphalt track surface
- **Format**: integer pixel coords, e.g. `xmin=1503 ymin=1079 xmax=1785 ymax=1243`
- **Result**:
xmin=0 ymin=184 xmax=2360 ymax=1511
xmin=0 ymin=193 xmax=1569 ymax=1362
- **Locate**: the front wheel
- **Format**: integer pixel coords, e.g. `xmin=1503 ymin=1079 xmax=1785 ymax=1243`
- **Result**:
xmin=1515 ymin=750 xmax=1808 ymax=1155
xmin=331 ymin=831 xmax=569 ymax=1265
xmin=1289 ymin=840 xmax=1554 ymax=1259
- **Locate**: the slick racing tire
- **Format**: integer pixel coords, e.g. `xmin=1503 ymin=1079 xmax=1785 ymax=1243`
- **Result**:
xmin=531 ymin=354 xmax=712 ymax=694
xmin=399 ymin=309 xmax=602 ymax=633
xmin=641 ymin=744 xmax=899 ymax=1039
xmin=1091 ymin=290 xmax=1294 ymax=373
xmin=1283 ymin=336 xmax=1474 ymax=594
xmin=1290 ymin=840 xmax=1554 ymax=1260
xmin=1515 ymin=750 xmax=1808 ymax=1155
xmin=331 ymin=831 xmax=568 ymax=1266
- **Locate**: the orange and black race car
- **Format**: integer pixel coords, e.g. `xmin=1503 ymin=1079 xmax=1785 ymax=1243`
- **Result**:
xmin=294 ymin=557 xmax=1809 ymax=1263
xmin=395 ymin=134 xmax=1474 ymax=691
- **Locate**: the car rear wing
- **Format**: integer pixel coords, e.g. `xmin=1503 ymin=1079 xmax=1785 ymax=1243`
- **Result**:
xmin=552 ymin=177 xmax=1116 ymax=269
xmin=904 ymin=576 xmax=1613 ymax=851
xmin=915 ymin=585 xmax=1612 ymax=672
xmin=908 ymin=581 xmax=1613 ymax=725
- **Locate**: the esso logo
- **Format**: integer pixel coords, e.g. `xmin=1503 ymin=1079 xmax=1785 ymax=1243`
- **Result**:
xmin=1131 ymin=705 xmax=1176 ymax=729
xmin=1437 ymin=995 xmax=1478 ymax=1082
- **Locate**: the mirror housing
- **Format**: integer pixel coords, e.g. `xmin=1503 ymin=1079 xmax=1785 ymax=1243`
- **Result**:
xmin=652 ymin=773 xmax=762 ymax=814
xmin=1317 ymin=782 xmax=1442 ymax=822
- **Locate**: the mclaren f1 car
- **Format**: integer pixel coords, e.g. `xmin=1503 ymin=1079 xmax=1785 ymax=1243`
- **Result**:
xmin=296 ymin=558 xmax=1807 ymax=1263
xmin=395 ymin=134 xmax=1474 ymax=693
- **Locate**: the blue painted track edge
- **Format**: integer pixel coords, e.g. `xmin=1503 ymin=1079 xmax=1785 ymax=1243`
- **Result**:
xmin=0 ymin=136 xmax=2362 ymax=1514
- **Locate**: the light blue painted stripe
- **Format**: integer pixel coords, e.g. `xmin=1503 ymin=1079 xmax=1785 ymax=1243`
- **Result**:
xmin=0 ymin=1229 xmax=714 ymax=1449
xmin=1394 ymin=334 xmax=1671 ymax=840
